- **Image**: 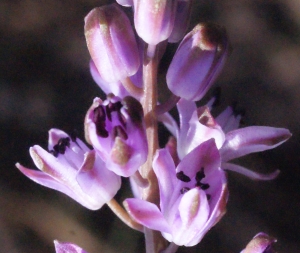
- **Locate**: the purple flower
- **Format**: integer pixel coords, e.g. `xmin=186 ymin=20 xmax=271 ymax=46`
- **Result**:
xmin=166 ymin=23 xmax=228 ymax=101
xmin=54 ymin=240 xmax=88 ymax=253
xmin=241 ymin=233 xmax=276 ymax=253
xmin=85 ymin=95 xmax=147 ymax=177
xmin=16 ymin=129 xmax=121 ymax=210
xmin=133 ymin=0 xmax=178 ymax=45
xmin=124 ymin=139 xmax=228 ymax=246
xmin=168 ymin=99 xmax=291 ymax=180
xmin=84 ymin=4 xmax=140 ymax=83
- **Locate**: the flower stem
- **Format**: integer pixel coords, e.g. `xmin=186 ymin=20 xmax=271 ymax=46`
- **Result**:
xmin=141 ymin=44 xmax=159 ymax=204
xmin=140 ymin=44 xmax=168 ymax=253
xmin=156 ymin=93 xmax=180 ymax=115
xmin=121 ymin=76 xmax=144 ymax=98
xmin=161 ymin=242 xmax=179 ymax=253
xmin=106 ymin=199 xmax=143 ymax=232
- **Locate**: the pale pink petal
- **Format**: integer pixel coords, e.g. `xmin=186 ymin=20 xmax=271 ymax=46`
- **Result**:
xmin=173 ymin=189 xmax=209 ymax=246
xmin=124 ymin=198 xmax=171 ymax=233
xmin=188 ymin=180 xmax=228 ymax=246
xmin=222 ymin=162 xmax=280 ymax=181
xmin=221 ymin=126 xmax=291 ymax=161
xmin=89 ymin=60 xmax=129 ymax=98
xmin=216 ymin=106 xmax=241 ymax=133
xmin=54 ymin=240 xmax=88 ymax=253
xmin=16 ymin=163 xmax=92 ymax=209
xmin=30 ymin=146 xmax=76 ymax=180
xmin=177 ymin=139 xmax=220 ymax=180
xmin=76 ymin=153 xmax=121 ymax=209
xmin=153 ymin=149 xmax=177 ymax=212
xmin=177 ymin=101 xmax=225 ymax=158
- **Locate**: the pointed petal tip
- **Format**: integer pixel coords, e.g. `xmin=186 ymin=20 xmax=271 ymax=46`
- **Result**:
xmin=223 ymin=163 xmax=280 ymax=181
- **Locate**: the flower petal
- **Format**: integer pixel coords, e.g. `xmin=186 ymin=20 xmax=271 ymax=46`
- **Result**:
xmin=29 ymin=146 xmax=76 ymax=181
xmin=177 ymin=99 xmax=225 ymax=159
xmin=124 ymin=198 xmax=171 ymax=233
xmin=76 ymin=152 xmax=121 ymax=209
xmin=241 ymin=232 xmax=277 ymax=253
xmin=222 ymin=162 xmax=280 ymax=180
xmin=153 ymin=149 xmax=177 ymax=213
xmin=173 ymin=188 xmax=209 ymax=246
xmin=221 ymin=126 xmax=292 ymax=162
xmin=16 ymin=163 xmax=93 ymax=209
xmin=177 ymin=139 xmax=221 ymax=180
xmin=188 ymin=179 xmax=228 ymax=246
xmin=89 ymin=60 xmax=130 ymax=98
xmin=216 ymin=106 xmax=241 ymax=133
xmin=54 ymin=240 xmax=88 ymax=253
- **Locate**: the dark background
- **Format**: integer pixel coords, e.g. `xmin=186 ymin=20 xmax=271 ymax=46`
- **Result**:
xmin=1 ymin=0 xmax=300 ymax=252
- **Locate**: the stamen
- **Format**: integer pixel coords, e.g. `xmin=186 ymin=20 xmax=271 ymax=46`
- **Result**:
xmin=106 ymin=101 xmax=123 ymax=121
xmin=180 ymin=187 xmax=190 ymax=194
xmin=93 ymin=106 xmax=109 ymax=138
xmin=196 ymin=181 xmax=210 ymax=190
xmin=112 ymin=125 xmax=128 ymax=140
xmin=176 ymin=171 xmax=191 ymax=182
xmin=117 ymin=111 xmax=126 ymax=127
xmin=105 ymin=103 xmax=112 ymax=121
xmin=196 ymin=167 xmax=205 ymax=182
xmin=52 ymin=137 xmax=70 ymax=155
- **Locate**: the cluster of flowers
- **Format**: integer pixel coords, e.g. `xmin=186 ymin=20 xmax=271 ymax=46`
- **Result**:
xmin=16 ymin=1 xmax=290 ymax=252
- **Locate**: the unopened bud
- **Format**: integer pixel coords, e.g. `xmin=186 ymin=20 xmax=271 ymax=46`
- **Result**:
xmin=84 ymin=4 xmax=140 ymax=83
xmin=168 ymin=0 xmax=192 ymax=43
xmin=241 ymin=233 xmax=276 ymax=253
xmin=167 ymin=23 xmax=228 ymax=101
xmin=116 ymin=0 xmax=132 ymax=7
xmin=133 ymin=0 xmax=178 ymax=45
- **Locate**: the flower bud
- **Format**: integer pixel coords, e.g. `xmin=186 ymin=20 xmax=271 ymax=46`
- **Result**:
xmin=167 ymin=23 xmax=228 ymax=101
xmin=133 ymin=0 xmax=178 ymax=45
xmin=85 ymin=95 xmax=148 ymax=177
xmin=90 ymin=60 xmax=130 ymax=98
xmin=168 ymin=0 xmax=192 ymax=43
xmin=54 ymin=240 xmax=89 ymax=253
xmin=84 ymin=4 xmax=140 ymax=83
xmin=116 ymin=0 xmax=132 ymax=7
xmin=241 ymin=233 xmax=276 ymax=253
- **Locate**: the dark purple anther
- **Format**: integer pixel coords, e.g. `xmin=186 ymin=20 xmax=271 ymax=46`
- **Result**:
xmin=176 ymin=171 xmax=191 ymax=182
xmin=52 ymin=137 xmax=70 ymax=155
xmin=180 ymin=187 xmax=191 ymax=194
xmin=112 ymin=125 xmax=128 ymax=140
xmin=196 ymin=167 xmax=205 ymax=182
xmin=106 ymin=101 xmax=123 ymax=121
xmin=93 ymin=106 xmax=109 ymax=138
xmin=196 ymin=181 xmax=210 ymax=190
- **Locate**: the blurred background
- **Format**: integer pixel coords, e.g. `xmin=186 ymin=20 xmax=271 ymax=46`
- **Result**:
xmin=1 ymin=0 xmax=300 ymax=252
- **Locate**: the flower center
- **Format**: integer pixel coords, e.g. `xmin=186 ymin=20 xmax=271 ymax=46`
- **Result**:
xmin=93 ymin=100 xmax=127 ymax=140
xmin=49 ymin=137 xmax=70 ymax=157
xmin=178 ymin=167 xmax=211 ymax=200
